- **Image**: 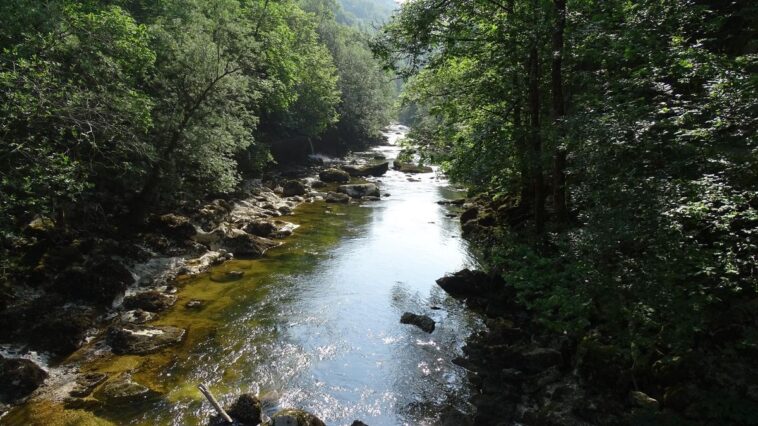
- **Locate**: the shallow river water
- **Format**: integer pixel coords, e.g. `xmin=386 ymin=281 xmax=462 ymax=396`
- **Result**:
xmin=4 ymin=125 xmax=482 ymax=426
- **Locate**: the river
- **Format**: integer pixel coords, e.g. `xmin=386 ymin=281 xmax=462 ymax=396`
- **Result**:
xmin=3 ymin=125 xmax=482 ymax=426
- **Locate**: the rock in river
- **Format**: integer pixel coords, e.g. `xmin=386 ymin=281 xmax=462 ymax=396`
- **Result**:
xmin=228 ymin=393 xmax=262 ymax=425
xmin=435 ymin=269 xmax=496 ymax=297
xmin=106 ymin=324 xmax=185 ymax=355
xmin=268 ymin=408 xmax=326 ymax=426
xmin=393 ymin=161 xmax=433 ymax=174
xmin=400 ymin=312 xmax=435 ymax=333
xmin=325 ymin=192 xmax=350 ymax=203
xmin=282 ymin=180 xmax=307 ymax=197
xmin=338 ymin=184 xmax=380 ymax=199
xmin=69 ymin=372 xmax=107 ymax=398
xmin=122 ymin=291 xmax=177 ymax=313
xmin=341 ymin=162 xmax=389 ymax=177
xmin=222 ymin=233 xmax=281 ymax=257
xmin=95 ymin=374 xmax=157 ymax=406
xmin=319 ymin=168 xmax=350 ymax=183
xmin=0 ymin=356 xmax=47 ymax=403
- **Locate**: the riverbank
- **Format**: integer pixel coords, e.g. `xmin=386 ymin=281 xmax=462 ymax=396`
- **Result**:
xmin=448 ymin=196 xmax=758 ymax=426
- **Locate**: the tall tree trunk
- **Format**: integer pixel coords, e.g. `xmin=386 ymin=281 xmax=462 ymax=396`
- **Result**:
xmin=528 ymin=46 xmax=545 ymax=234
xmin=515 ymin=101 xmax=532 ymax=209
xmin=551 ymin=0 xmax=568 ymax=222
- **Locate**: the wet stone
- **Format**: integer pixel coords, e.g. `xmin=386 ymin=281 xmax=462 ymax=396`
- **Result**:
xmin=228 ymin=393 xmax=262 ymax=425
xmin=122 ymin=291 xmax=177 ymax=313
xmin=269 ymin=408 xmax=326 ymax=426
xmin=106 ymin=324 xmax=185 ymax=355
xmin=96 ymin=375 xmax=157 ymax=406
xmin=70 ymin=372 xmax=108 ymax=398
xmin=0 ymin=357 xmax=48 ymax=403
xmin=400 ymin=312 xmax=435 ymax=333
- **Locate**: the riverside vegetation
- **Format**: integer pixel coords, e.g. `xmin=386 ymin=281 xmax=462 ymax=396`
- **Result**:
xmin=1 ymin=0 xmax=756 ymax=425
xmin=375 ymin=0 xmax=757 ymax=424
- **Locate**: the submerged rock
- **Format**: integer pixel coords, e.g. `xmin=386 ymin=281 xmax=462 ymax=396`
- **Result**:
xmin=69 ymin=372 xmax=107 ymax=398
xmin=337 ymin=184 xmax=380 ymax=199
xmin=342 ymin=162 xmax=389 ymax=177
xmin=0 ymin=356 xmax=47 ymax=403
xmin=106 ymin=324 xmax=185 ymax=355
xmin=96 ymin=374 xmax=157 ymax=406
xmin=400 ymin=312 xmax=435 ymax=333
xmin=122 ymin=291 xmax=177 ymax=313
xmin=319 ymin=168 xmax=350 ymax=183
xmin=185 ymin=299 xmax=205 ymax=310
xmin=228 ymin=393 xmax=263 ymax=425
xmin=267 ymin=408 xmax=326 ymax=426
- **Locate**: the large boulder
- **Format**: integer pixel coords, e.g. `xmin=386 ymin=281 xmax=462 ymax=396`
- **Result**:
xmin=319 ymin=168 xmax=350 ymax=183
xmin=228 ymin=393 xmax=263 ymax=425
xmin=342 ymin=162 xmax=389 ymax=177
xmin=152 ymin=213 xmax=196 ymax=240
xmin=282 ymin=180 xmax=307 ymax=197
xmin=30 ymin=306 xmax=96 ymax=356
xmin=222 ymin=233 xmax=281 ymax=258
xmin=122 ymin=291 xmax=177 ymax=313
xmin=435 ymin=269 xmax=496 ymax=297
xmin=54 ymin=257 xmax=134 ymax=304
xmin=0 ymin=357 xmax=47 ymax=403
xmin=268 ymin=409 xmax=326 ymax=426
xmin=106 ymin=324 xmax=185 ymax=355
xmin=400 ymin=313 xmax=435 ymax=333
xmin=337 ymin=184 xmax=380 ymax=199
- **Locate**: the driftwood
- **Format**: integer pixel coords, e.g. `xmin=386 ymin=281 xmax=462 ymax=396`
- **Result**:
xmin=198 ymin=383 xmax=233 ymax=424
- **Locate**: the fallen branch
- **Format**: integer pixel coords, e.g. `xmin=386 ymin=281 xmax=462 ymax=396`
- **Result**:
xmin=198 ymin=383 xmax=233 ymax=424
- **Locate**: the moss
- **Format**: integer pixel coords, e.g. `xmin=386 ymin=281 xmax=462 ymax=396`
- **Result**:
xmin=9 ymin=199 xmax=371 ymax=425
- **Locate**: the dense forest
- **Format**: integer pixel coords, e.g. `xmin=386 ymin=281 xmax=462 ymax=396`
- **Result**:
xmin=1 ymin=0 xmax=757 ymax=424
xmin=376 ymin=0 xmax=757 ymax=423
xmin=0 ymin=0 xmax=395 ymax=270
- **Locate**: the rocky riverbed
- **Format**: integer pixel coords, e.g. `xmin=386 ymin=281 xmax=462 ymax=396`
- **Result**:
xmin=1 ymin=124 xmax=483 ymax=425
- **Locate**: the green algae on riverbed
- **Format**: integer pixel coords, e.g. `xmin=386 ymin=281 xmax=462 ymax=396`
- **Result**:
xmin=3 ymin=200 xmax=371 ymax=426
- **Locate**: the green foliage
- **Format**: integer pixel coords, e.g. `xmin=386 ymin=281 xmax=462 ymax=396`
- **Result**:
xmin=1 ymin=1 xmax=154 ymax=227
xmin=300 ymin=0 xmax=397 ymax=154
xmin=0 ymin=0 xmax=393 ymax=241
xmin=379 ymin=0 xmax=758 ymax=407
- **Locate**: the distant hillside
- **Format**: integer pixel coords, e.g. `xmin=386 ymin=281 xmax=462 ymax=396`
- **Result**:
xmin=337 ymin=0 xmax=397 ymax=28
